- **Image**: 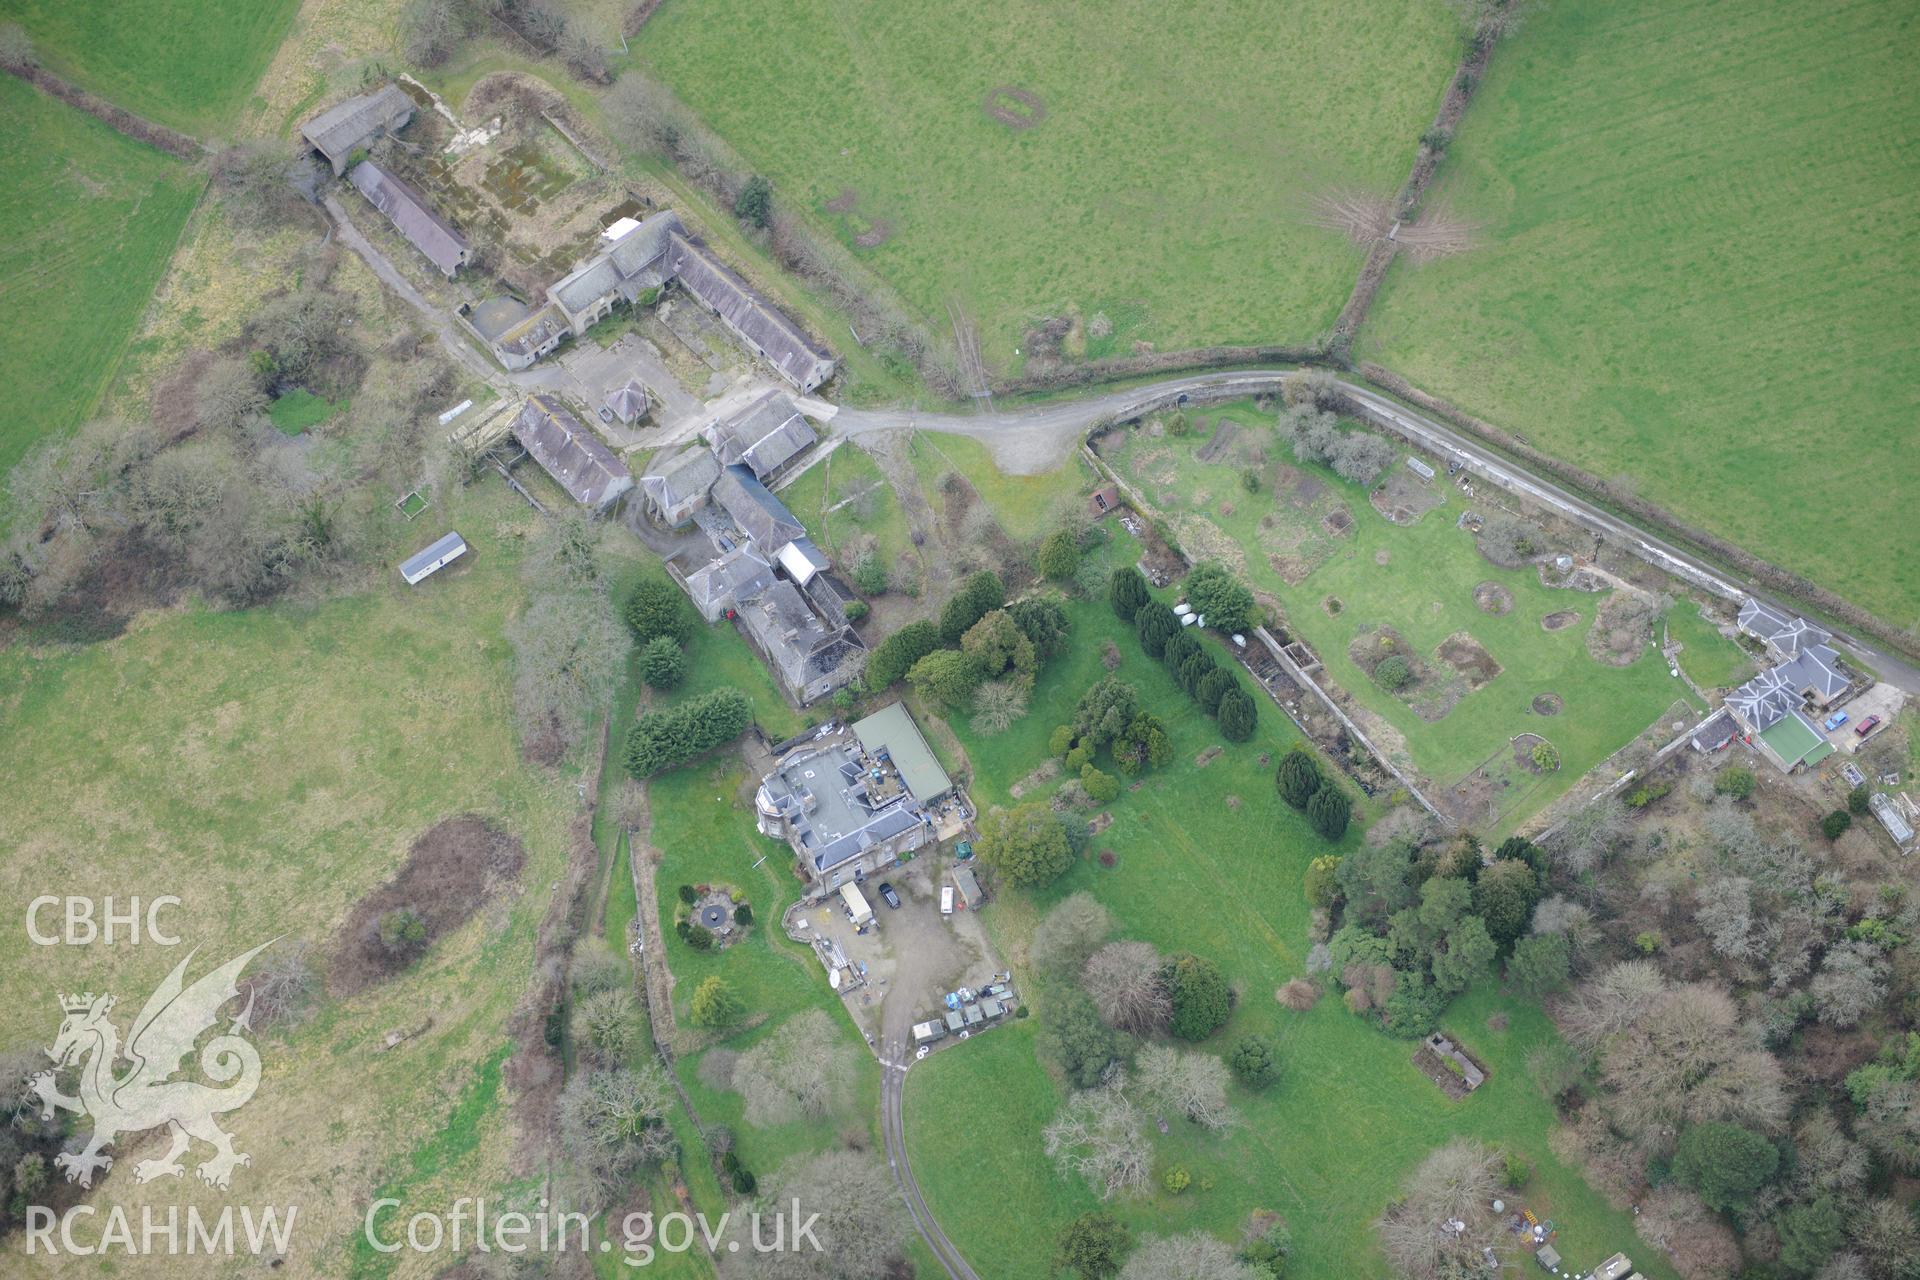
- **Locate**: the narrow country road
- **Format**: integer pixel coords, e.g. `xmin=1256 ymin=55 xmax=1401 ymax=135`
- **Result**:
xmin=822 ymin=372 xmax=1920 ymax=696
xmin=880 ymin=1044 xmax=980 ymax=1280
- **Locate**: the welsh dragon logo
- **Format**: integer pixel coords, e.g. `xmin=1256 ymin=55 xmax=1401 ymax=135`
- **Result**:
xmin=30 ymin=942 xmax=271 ymax=1191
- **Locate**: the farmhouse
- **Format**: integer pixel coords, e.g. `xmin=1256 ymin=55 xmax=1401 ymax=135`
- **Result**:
xmin=682 ymin=544 xmax=775 ymax=622
xmin=348 ymin=161 xmax=468 ymax=278
xmin=480 ymin=210 xmax=836 ymax=391
xmin=734 ymin=580 xmax=863 ymax=705
xmin=302 ymin=85 xmax=416 ymax=176
xmin=510 ymin=395 xmax=634 ymax=511
xmin=712 ymin=465 xmax=807 ymax=554
xmin=755 ymin=703 xmax=953 ymax=889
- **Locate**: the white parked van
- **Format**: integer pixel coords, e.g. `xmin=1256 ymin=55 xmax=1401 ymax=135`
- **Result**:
xmin=940 ymin=886 xmax=955 ymax=916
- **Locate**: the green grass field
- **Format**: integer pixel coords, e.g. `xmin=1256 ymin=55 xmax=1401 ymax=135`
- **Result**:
xmin=1360 ymin=0 xmax=1920 ymax=632
xmin=904 ymin=592 xmax=1678 ymax=1280
xmin=268 ymin=388 xmax=346 ymax=435
xmin=0 ymin=76 xmax=202 ymax=489
xmin=1109 ymin=405 xmax=1716 ymax=834
xmin=639 ymin=0 xmax=1462 ymax=368
xmin=0 ymin=482 xmax=578 ymax=1275
xmin=1 ymin=0 xmax=301 ymax=133
xmin=909 ymin=431 xmax=1091 ymax=543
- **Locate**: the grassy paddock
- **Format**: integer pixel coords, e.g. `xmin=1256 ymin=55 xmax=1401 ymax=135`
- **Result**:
xmin=0 ymin=77 xmax=202 ymax=489
xmin=906 ymin=594 xmax=1677 ymax=1279
xmin=3 ymin=0 xmax=302 ymax=133
xmin=1362 ymin=0 xmax=1920 ymax=628
xmin=0 ymin=482 xmax=577 ymax=1276
xmin=640 ymin=0 xmax=1462 ymax=367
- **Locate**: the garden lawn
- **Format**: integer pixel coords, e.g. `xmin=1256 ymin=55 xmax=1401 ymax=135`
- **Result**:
xmin=267 ymin=388 xmax=345 ymax=435
xmin=905 ymin=593 xmax=1679 ymax=1279
xmin=1108 ymin=403 xmax=1704 ymax=835
xmin=640 ymin=0 xmax=1463 ymax=368
xmin=1361 ymin=0 xmax=1920 ymax=631
xmin=0 ymin=481 xmax=578 ymax=1277
xmin=0 ymin=77 xmax=201 ymax=490
xmin=777 ymin=442 xmax=919 ymax=578
xmin=1666 ymin=602 xmax=1754 ymax=692
xmin=2 ymin=0 xmax=301 ymax=133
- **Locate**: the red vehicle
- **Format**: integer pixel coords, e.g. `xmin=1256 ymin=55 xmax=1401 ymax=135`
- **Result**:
xmin=1854 ymin=715 xmax=1881 ymax=737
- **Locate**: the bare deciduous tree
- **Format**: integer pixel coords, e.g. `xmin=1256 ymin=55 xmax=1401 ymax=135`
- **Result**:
xmin=1117 ymin=1232 xmax=1265 ymax=1280
xmin=732 ymin=1009 xmax=848 ymax=1127
xmin=1557 ymin=959 xmax=1666 ymax=1049
xmin=577 ymin=988 xmax=639 ymax=1066
xmin=1376 ymin=1139 xmax=1506 ymax=1279
xmin=1549 ymin=796 xmax=1633 ymax=876
xmin=1031 ymin=892 xmax=1114 ymax=974
xmin=1083 ymin=941 xmax=1170 ymax=1034
xmin=508 ymin=589 xmax=629 ymax=760
xmin=1132 ymin=1045 xmax=1234 ymax=1131
xmin=1694 ymin=876 xmax=1760 ymax=961
xmin=1044 ymin=1085 xmax=1152 ymax=1200
xmin=752 ymin=1149 xmax=908 ymax=1279
xmin=1598 ymin=980 xmax=1789 ymax=1148
xmin=556 ymin=1064 xmax=677 ymax=1212
xmin=243 ymin=941 xmax=318 ymax=1029
xmin=1809 ymin=940 xmax=1888 ymax=1027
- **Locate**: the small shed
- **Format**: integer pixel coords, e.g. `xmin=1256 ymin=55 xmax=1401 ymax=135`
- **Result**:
xmin=979 ymin=997 xmax=1005 ymax=1019
xmin=399 ymin=531 xmax=467 ymax=585
xmin=952 ymin=865 xmax=984 ymax=909
xmin=1406 ymin=456 xmax=1436 ymax=481
xmin=1534 ymin=1244 xmax=1561 ymax=1272
xmin=911 ymin=1019 xmax=946 ymax=1045
xmin=962 ymin=1003 xmax=984 ymax=1026
xmin=944 ymin=1009 xmax=964 ymax=1033
xmin=1089 ymin=485 xmax=1122 ymax=517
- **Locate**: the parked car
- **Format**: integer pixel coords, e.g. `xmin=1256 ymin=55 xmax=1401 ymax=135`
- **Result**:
xmin=1825 ymin=711 xmax=1850 ymax=731
xmin=877 ymin=882 xmax=902 ymax=910
xmin=1855 ymin=715 xmax=1881 ymax=737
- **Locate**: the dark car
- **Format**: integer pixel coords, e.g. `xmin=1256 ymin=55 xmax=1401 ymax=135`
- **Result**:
xmin=877 ymin=882 xmax=902 ymax=910
xmin=1855 ymin=715 xmax=1881 ymax=737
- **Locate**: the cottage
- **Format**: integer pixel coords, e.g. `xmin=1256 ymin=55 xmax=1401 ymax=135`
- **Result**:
xmin=1726 ymin=642 xmax=1850 ymax=773
xmin=754 ymin=704 xmax=951 ymax=888
xmin=546 ymin=210 xmax=684 ymax=336
xmin=708 ymin=389 xmax=817 ymax=481
xmin=348 ymin=161 xmax=468 ymax=277
xmin=1737 ymin=599 xmax=1832 ymax=663
xmin=302 ymin=84 xmax=415 ymax=175
xmin=398 ymin=531 xmax=467 ymax=584
xmin=510 ymin=395 xmax=633 ymax=511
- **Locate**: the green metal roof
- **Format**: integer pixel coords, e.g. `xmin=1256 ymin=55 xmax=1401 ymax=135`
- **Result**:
xmin=1760 ymin=711 xmax=1825 ymax=766
xmin=853 ymin=702 xmax=951 ymax=803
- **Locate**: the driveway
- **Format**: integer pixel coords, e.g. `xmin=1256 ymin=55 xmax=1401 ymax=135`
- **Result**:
xmin=1824 ymin=682 xmax=1907 ymax=754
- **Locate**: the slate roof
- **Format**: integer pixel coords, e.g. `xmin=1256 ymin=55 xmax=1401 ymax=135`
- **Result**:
xmin=713 ymin=464 xmax=805 ymax=553
xmin=639 ymin=445 xmax=720 ymax=517
xmin=710 ymin=390 xmax=817 ymax=478
xmin=511 ymin=395 xmax=633 ymax=509
xmin=1728 ymin=643 xmax=1847 ymax=732
xmin=1737 ymin=599 xmax=1831 ymax=659
xmin=684 ymin=544 xmax=774 ymax=618
xmin=605 ymin=380 xmax=649 ymax=424
xmin=737 ymin=580 xmax=861 ymax=697
xmin=348 ymin=161 xmax=467 ymax=277
xmin=303 ymin=85 xmax=415 ymax=173
xmin=757 ymin=730 xmax=927 ymax=873
xmin=665 ymin=233 xmax=836 ymax=392
xmin=548 ymin=210 xmax=684 ymax=321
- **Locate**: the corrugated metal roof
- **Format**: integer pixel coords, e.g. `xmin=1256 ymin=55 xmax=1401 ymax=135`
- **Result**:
xmin=399 ymin=531 xmax=467 ymax=583
xmin=303 ymin=86 xmax=414 ymax=171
